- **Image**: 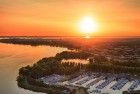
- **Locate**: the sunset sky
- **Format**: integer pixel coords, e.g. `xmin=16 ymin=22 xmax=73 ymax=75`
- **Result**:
xmin=0 ymin=0 xmax=140 ymax=36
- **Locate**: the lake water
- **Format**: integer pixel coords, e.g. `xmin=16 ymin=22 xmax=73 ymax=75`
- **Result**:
xmin=0 ymin=43 xmax=67 ymax=94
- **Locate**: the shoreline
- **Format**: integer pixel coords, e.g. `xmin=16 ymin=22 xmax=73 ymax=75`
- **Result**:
xmin=17 ymin=50 xmax=140 ymax=94
xmin=17 ymin=75 xmax=88 ymax=94
xmin=0 ymin=38 xmax=140 ymax=94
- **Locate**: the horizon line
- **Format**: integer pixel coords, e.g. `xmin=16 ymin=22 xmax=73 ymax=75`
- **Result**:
xmin=0 ymin=35 xmax=140 ymax=38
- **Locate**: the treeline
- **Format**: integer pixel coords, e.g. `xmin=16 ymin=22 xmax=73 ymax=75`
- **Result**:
xmin=55 ymin=51 xmax=92 ymax=60
xmin=87 ymin=58 xmax=140 ymax=75
xmin=0 ymin=38 xmax=80 ymax=49
xmin=17 ymin=51 xmax=89 ymax=93
xmin=112 ymin=60 xmax=140 ymax=67
xmin=19 ymin=58 xmax=84 ymax=79
xmin=19 ymin=50 xmax=140 ymax=79
xmin=19 ymin=51 xmax=91 ymax=79
xmin=87 ymin=62 xmax=140 ymax=74
xmin=17 ymin=51 xmax=88 ymax=93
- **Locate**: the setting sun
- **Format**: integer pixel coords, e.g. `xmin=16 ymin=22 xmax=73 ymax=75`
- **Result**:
xmin=79 ymin=16 xmax=98 ymax=34
xmin=0 ymin=0 xmax=140 ymax=94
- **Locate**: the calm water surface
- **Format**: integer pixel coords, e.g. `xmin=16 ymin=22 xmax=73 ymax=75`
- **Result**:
xmin=0 ymin=43 xmax=67 ymax=94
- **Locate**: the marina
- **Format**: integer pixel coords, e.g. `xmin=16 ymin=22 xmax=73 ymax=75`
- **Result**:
xmin=39 ymin=73 xmax=140 ymax=94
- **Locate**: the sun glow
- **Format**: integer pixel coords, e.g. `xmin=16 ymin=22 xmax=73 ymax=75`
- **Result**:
xmin=79 ymin=16 xmax=98 ymax=34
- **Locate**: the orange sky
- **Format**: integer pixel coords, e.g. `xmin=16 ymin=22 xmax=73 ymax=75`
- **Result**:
xmin=0 ymin=0 xmax=140 ymax=36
